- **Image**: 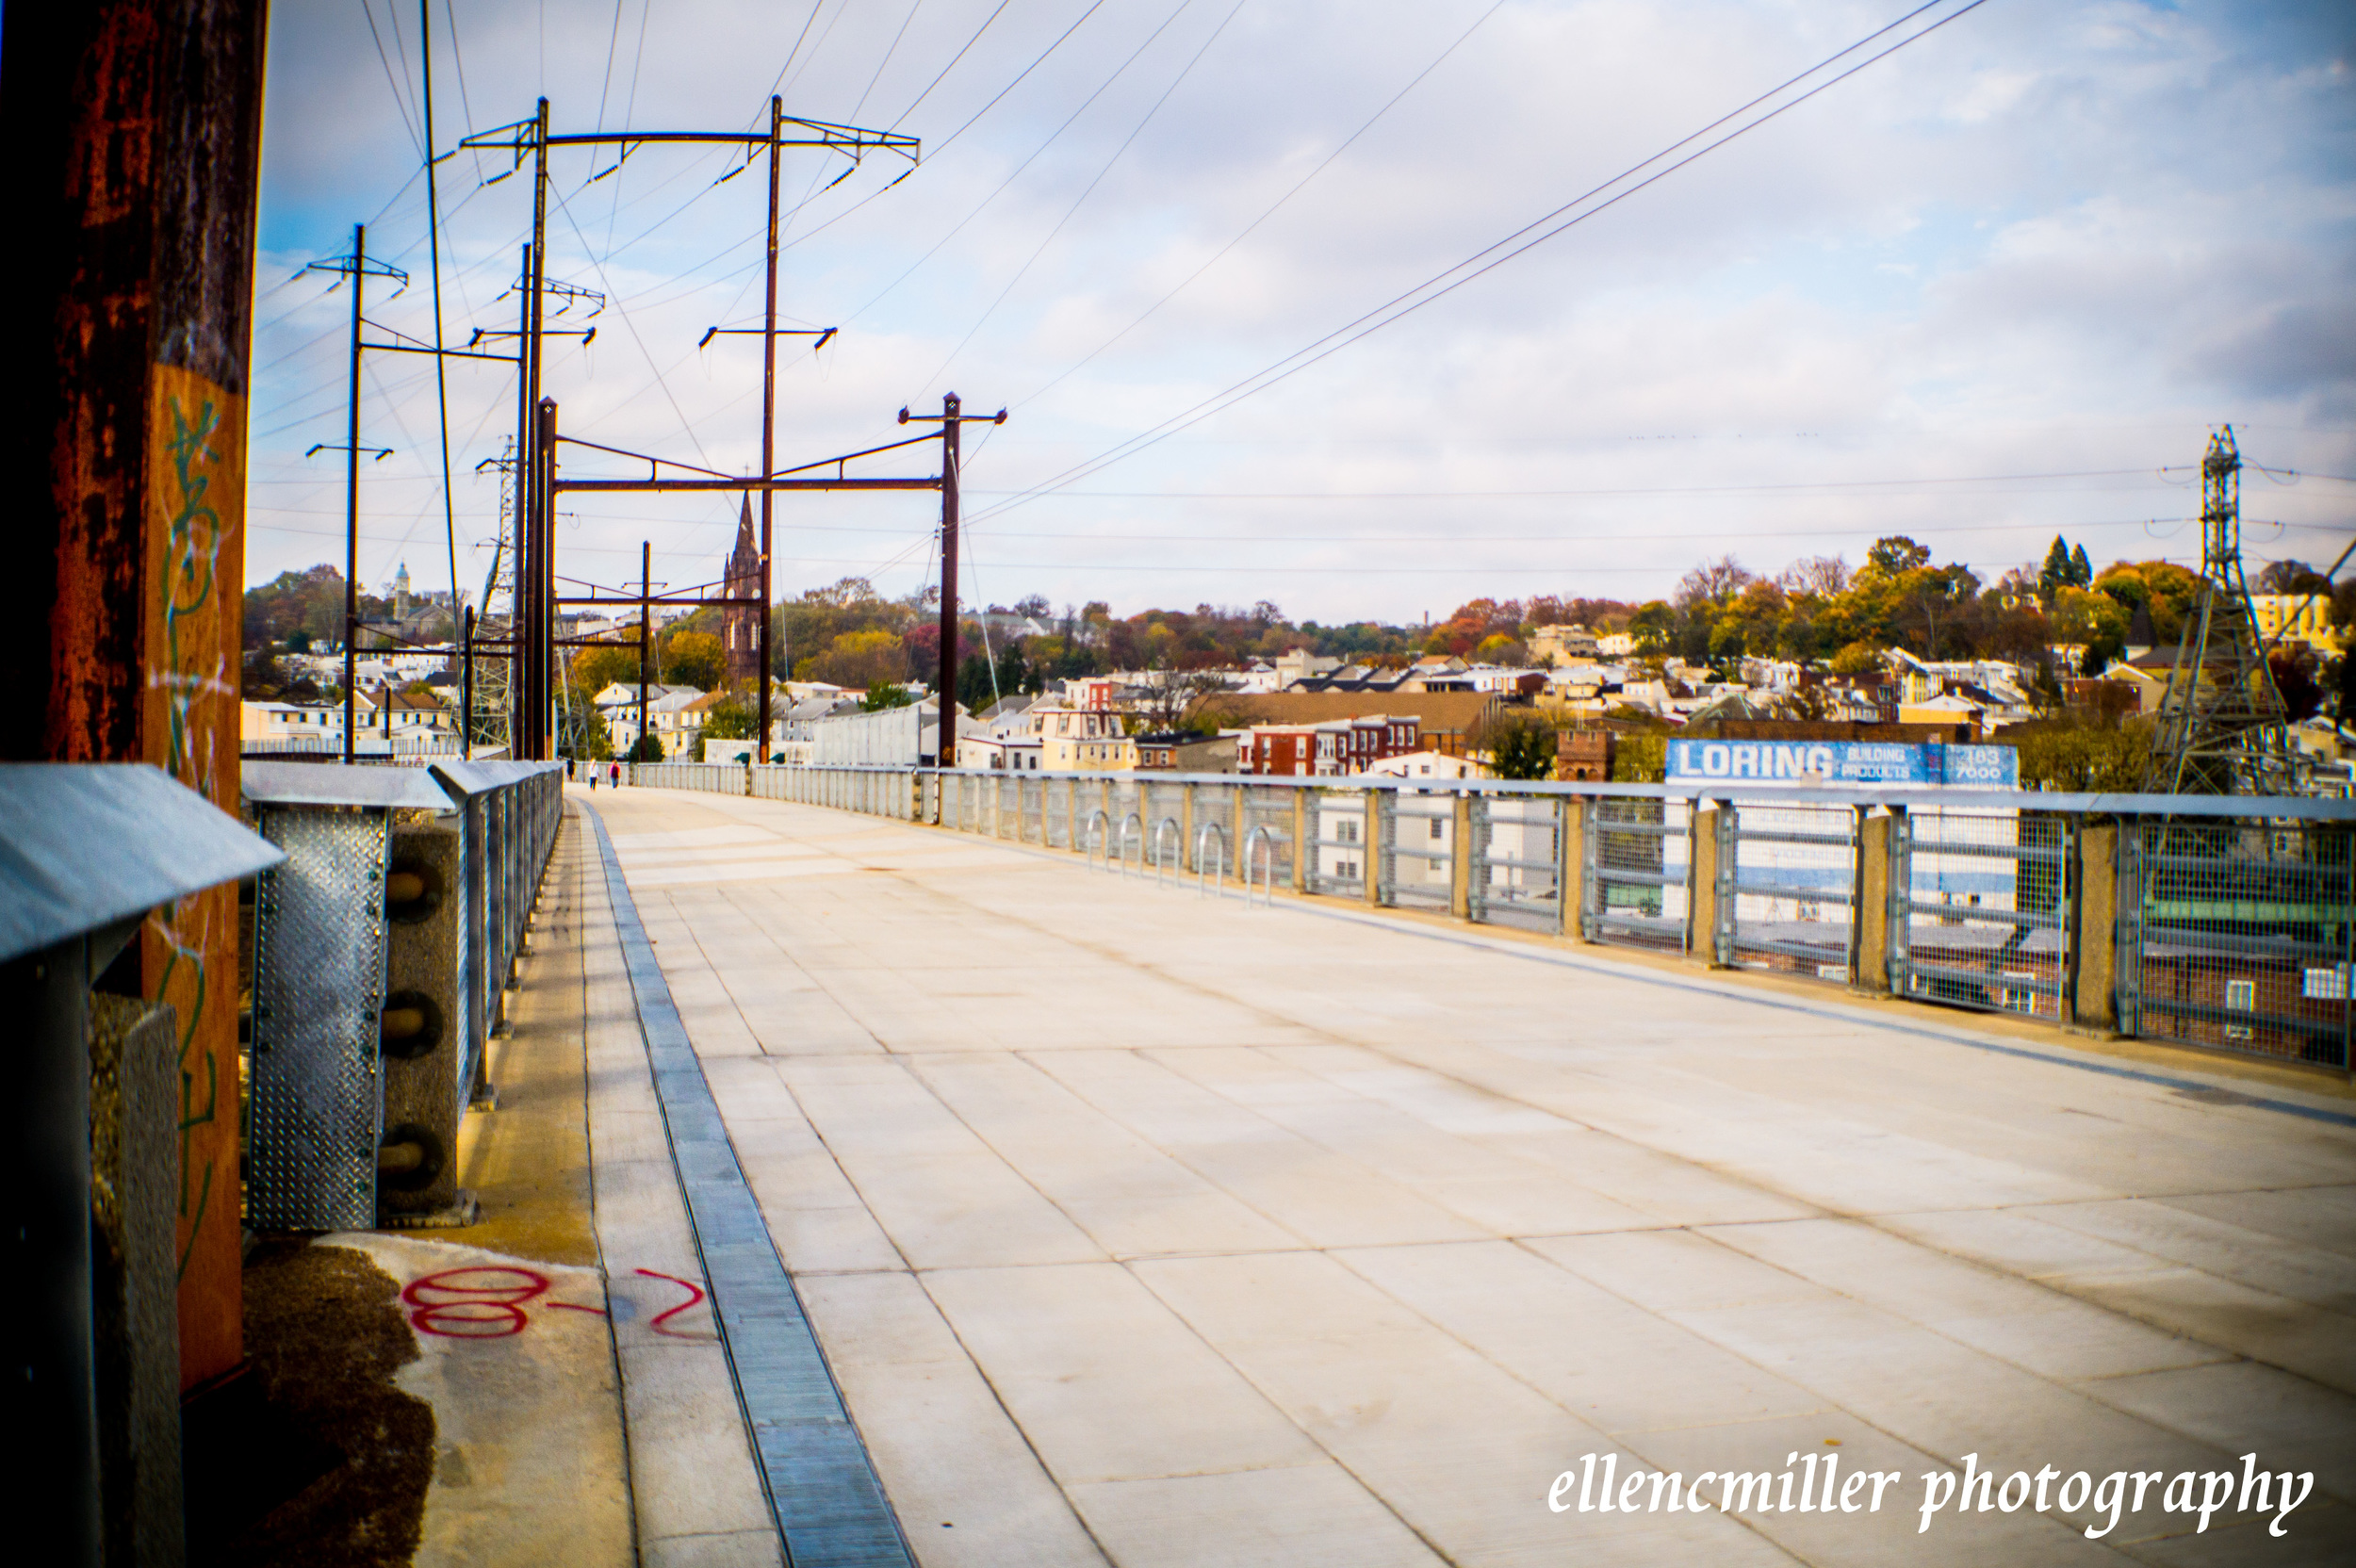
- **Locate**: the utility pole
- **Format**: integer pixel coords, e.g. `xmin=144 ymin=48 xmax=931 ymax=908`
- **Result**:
xmin=2146 ymin=426 xmax=2300 ymax=794
xmin=300 ymin=225 xmax=404 ymax=762
xmin=899 ymin=394 xmax=1007 ymax=760
xmin=641 ymin=541 xmax=653 ymax=760
xmin=529 ymin=395 xmax=559 ymax=759
xmin=344 ymin=223 xmax=363 ymax=761
xmin=458 ymin=101 xmax=916 ymax=767
xmin=420 ymin=0 xmax=460 ymax=654
xmin=762 ymin=95 xmax=781 ymax=758
xmin=461 ymin=604 xmax=475 ymax=761
xmin=550 ymin=541 xmax=664 ymax=764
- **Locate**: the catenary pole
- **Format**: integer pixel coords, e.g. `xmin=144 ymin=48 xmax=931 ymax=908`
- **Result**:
xmin=344 ymin=222 xmax=365 ymax=762
xmin=509 ymin=247 xmax=532 ymax=752
xmin=462 ymin=604 xmax=474 ymax=760
xmin=526 ymin=99 xmax=551 ymax=757
xmin=640 ymin=540 xmax=652 ymax=762
xmin=935 ymin=393 xmax=961 ymax=756
xmin=759 ymin=95 xmax=781 ymax=758
xmin=421 ymin=2 xmax=461 ymax=658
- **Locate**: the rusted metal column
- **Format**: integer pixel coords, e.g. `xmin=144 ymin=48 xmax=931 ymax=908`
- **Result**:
xmin=2 ymin=0 xmax=270 ymax=1406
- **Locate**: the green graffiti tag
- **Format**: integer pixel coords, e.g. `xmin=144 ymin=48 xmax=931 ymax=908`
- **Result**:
xmin=158 ymin=395 xmax=223 ymax=1281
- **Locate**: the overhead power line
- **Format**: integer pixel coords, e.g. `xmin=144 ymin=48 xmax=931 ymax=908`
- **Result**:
xmin=924 ymin=0 xmax=1253 ymax=394
xmin=967 ymin=0 xmax=1990 ymax=530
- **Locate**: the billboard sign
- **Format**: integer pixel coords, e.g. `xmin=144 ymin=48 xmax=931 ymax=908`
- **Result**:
xmin=1664 ymin=739 xmax=2016 ymax=789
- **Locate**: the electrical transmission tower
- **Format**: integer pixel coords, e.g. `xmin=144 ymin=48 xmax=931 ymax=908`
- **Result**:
xmin=468 ymin=441 xmax=518 ymax=758
xmin=2145 ymin=426 xmax=2301 ymax=795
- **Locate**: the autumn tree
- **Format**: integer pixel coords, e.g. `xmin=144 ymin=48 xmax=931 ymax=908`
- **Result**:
xmin=663 ymin=629 xmax=726 ymax=691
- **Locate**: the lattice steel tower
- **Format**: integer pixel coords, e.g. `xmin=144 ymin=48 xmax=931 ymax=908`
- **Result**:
xmin=470 ymin=439 xmax=518 ymax=758
xmin=2145 ymin=426 xmax=2299 ymax=794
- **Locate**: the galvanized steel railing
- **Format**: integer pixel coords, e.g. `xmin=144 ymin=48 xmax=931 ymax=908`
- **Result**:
xmin=615 ymin=761 xmax=2356 ymax=1074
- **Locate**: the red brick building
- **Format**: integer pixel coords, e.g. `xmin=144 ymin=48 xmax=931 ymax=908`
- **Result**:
xmin=1238 ymin=715 xmax=1419 ymax=776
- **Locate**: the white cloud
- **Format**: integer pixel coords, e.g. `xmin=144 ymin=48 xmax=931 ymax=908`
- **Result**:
xmin=245 ymin=0 xmax=2356 ymax=618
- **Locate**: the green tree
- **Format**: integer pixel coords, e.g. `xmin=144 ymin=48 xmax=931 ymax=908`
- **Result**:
xmin=574 ymin=643 xmax=642 ymax=694
xmin=1611 ymin=733 xmax=1666 ymax=783
xmin=699 ymin=694 xmax=757 ymax=741
xmin=2013 ymin=715 xmax=2155 ymax=792
xmin=1628 ymin=600 xmax=1676 ymax=654
xmin=1483 ymin=712 xmax=1557 ymax=780
xmin=861 ymin=682 xmax=914 ymax=711
xmin=1866 ymin=536 xmax=1933 ymax=576
xmin=1828 ymin=640 xmax=1884 ymax=678
xmin=2039 ymin=536 xmax=2073 ymax=597
xmin=2069 ymin=543 xmax=2092 ymax=587
xmin=663 ymin=629 xmax=726 ymax=691
xmin=2051 ymin=586 xmax=2129 ymax=674
xmin=798 ymin=627 xmax=908 ymax=689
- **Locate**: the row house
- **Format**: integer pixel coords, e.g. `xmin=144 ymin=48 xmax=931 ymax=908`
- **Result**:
xmin=1035 ymin=702 xmax=1137 ymax=770
xmin=1237 ymin=715 xmax=1420 ymax=776
xmin=1134 ymin=731 xmax=1238 ymax=773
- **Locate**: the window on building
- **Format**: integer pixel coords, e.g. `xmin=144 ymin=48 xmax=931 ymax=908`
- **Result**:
xmin=2224 ymin=978 xmax=2257 ymax=1040
xmin=1430 ymin=817 xmax=1444 ymax=841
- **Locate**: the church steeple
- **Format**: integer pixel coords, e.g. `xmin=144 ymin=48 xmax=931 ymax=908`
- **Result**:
xmin=721 ymin=493 xmax=762 ymax=687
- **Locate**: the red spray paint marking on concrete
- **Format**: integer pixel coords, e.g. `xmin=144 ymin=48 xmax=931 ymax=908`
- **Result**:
xmin=635 ymin=1268 xmax=712 ymax=1337
xmin=400 ymin=1264 xmax=706 ymax=1338
xmin=402 ymin=1266 xmax=549 ymax=1338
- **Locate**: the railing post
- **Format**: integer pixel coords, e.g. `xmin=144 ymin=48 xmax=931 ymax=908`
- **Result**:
xmin=1449 ymin=790 xmax=1473 ymax=920
xmin=1886 ymin=807 xmax=1913 ymax=996
xmin=1291 ymin=787 xmax=1309 ymax=894
xmin=1854 ymin=809 xmax=1891 ymax=993
xmin=1690 ymin=803 xmax=1722 ymax=965
xmin=1715 ymin=802 xmax=1737 ymax=965
xmin=2072 ymin=820 xmax=2119 ymax=1030
xmin=1556 ymin=794 xmax=1580 ymax=939
xmin=1366 ymin=789 xmax=1386 ymax=908
xmin=1181 ymin=784 xmax=1196 ymax=868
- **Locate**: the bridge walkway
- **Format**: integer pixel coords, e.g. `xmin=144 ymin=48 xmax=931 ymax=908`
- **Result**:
xmin=580 ymin=782 xmax=2356 ymax=1567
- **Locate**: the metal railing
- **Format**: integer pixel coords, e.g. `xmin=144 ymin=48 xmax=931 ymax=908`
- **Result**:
xmin=2119 ymin=820 xmax=2355 ymax=1068
xmin=244 ymin=759 xmax=564 ymax=1230
xmin=1726 ymin=801 xmax=1858 ymax=983
xmin=616 ymin=762 xmax=2356 ymax=1073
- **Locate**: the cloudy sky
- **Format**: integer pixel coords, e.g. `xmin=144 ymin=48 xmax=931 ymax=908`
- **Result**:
xmin=248 ymin=0 xmax=2355 ymax=625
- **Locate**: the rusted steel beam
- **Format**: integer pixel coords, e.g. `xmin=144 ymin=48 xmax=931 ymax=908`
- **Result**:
xmin=2 ymin=0 xmax=270 ymax=1409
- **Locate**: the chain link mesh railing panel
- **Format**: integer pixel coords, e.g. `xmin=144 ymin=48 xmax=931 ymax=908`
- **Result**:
xmin=1307 ymin=788 xmax=1370 ymax=898
xmin=1589 ymin=797 xmax=1690 ymax=953
xmin=1474 ymin=794 xmax=1562 ymax=934
xmin=1894 ymin=806 xmax=2069 ymax=1020
xmin=1728 ymin=801 xmax=1857 ymax=983
xmin=2121 ymin=821 xmax=2352 ymax=1067
xmin=1238 ymin=785 xmax=1297 ymax=889
xmin=1386 ymin=791 xmax=1455 ymax=912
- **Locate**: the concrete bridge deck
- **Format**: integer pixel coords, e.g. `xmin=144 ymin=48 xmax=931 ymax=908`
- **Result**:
xmin=579 ymin=781 xmax=2356 ymax=1567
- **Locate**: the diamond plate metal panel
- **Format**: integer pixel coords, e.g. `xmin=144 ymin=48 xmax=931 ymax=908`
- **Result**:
xmin=249 ymin=807 xmax=388 ymax=1231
